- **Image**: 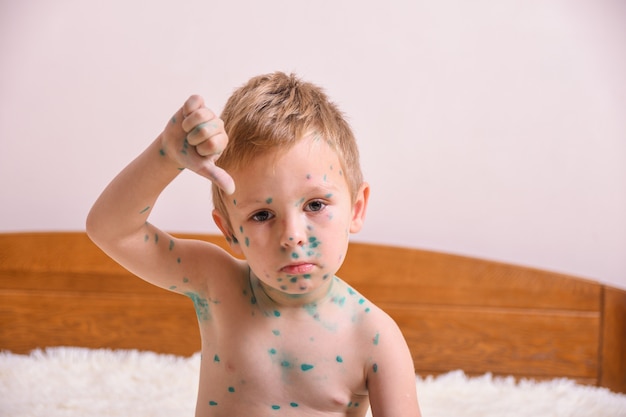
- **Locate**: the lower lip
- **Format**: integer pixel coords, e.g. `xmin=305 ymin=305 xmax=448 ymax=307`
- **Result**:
xmin=280 ymin=263 xmax=315 ymax=274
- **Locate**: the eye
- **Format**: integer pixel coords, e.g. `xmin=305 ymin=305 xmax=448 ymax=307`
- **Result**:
xmin=250 ymin=210 xmax=274 ymax=222
xmin=305 ymin=200 xmax=326 ymax=212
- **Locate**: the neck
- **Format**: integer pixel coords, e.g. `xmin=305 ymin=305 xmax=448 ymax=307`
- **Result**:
xmin=250 ymin=271 xmax=335 ymax=309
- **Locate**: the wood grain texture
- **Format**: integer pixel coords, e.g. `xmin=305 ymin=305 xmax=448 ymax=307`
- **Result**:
xmin=600 ymin=286 xmax=626 ymax=393
xmin=1 ymin=232 xmax=624 ymax=394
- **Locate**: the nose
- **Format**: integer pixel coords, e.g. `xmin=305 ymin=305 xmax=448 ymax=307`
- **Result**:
xmin=280 ymin=215 xmax=307 ymax=248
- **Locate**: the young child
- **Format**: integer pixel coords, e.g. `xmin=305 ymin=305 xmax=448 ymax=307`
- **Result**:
xmin=86 ymin=72 xmax=421 ymax=416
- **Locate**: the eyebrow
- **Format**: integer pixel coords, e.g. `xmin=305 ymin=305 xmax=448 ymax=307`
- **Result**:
xmin=234 ymin=183 xmax=341 ymax=210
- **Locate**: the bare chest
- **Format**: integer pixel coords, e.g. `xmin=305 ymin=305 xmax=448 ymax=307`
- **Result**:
xmin=193 ymin=294 xmax=370 ymax=415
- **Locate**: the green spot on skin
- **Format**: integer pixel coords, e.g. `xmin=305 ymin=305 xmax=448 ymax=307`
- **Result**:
xmin=365 ymin=307 xmax=371 ymax=313
xmin=214 ymin=354 xmax=220 ymax=363
xmin=233 ymin=199 xmax=237 ymax=205
xmin=185 ymin=292 xmax=211 ymax=321
xmin=144 ymin=234 xmax=149 ymax=242
xmin=159 ymin=148 xmax=166 ymax=156
xmin=373 ymin=363 xmax=378 ymax=373
xmin=170 ymin=116 xmax=176 ymax=124
xmin=281 ymin=361 xmax=290 ymax=368
xmin=266 ymin=197 xmax=273 ymax=204
xmin=228 ymin=386 xmax=235 ymax=393
xmin=139 ymin=206 xmax=150 ymax=214
xmin=300 ymin=363 xmax=314 ymax=371
xmin=269 ymin=348 xmax=277 ymax=354
xmin=245 ymin=237 xmax=250 ymax=247
xmin=209 ymin=401 xmax=218 ymax=406
xmin=273 ymin=310 xmax=281 ymax=317
xmin=183 ymin=277 xmax=189 ymax=283
xmin=169 ymin=285 xmax=177 ymax=290
xmin=177 ymin=257 xmax=181 ymax=264
xmin=290 ymin=402 xmax=299 ymax=407
xmin=272 ymin=329 xmax=280 ymax=336
xmin=291 ymin=252 xmax=299 ymax=259
xmin=373 ymin=332 xmax=380 ymax=345
xmin=154 ymin=233 xmax=159 ymax=244
xmin=336 ymin=356 xmax=343 ymax=363
xmin=272 ymin=405 xmax=281 ymax=410
xmin=169 ymin=239 xmax=175 ymax=250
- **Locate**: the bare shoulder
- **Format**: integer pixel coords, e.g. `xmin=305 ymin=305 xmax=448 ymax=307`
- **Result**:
xmin=333 ymin=277 xmax=421 ymax=416
xmin=158 ymin=233 xmax=246 ymax=295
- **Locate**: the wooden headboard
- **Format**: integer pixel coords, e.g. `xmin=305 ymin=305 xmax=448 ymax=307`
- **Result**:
xmin=1 ymin=232 xmax=624 ymax=394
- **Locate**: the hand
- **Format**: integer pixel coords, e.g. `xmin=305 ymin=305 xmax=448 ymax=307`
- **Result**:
xmin=160 ymin=95 xmax=235 ymax=194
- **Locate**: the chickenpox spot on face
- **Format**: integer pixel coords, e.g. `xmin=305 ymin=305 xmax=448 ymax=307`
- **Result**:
xmin=336 ymin=355 xmax=343 ymax=363
xmin=266 ymin=197 xmax=273 ymax=204
xmin=245 ymin=237 xmax=250 ymax=247
xmin=228 ymin=386 xmax=235 ymax=393
xmin=373 ymin=332 xmax=380 ymax=345
xmin=373 ymin=363 xmax=379 ymax=373
xmin=209 ymin=401 xmax=218 ymax=406
xmin=300 ymin=363 xmax=314 ymax=371
xmin=214 ymin=354 xmax=220 ymax=363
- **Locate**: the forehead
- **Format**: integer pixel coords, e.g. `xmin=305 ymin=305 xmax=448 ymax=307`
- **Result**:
xmin=229 ymin=135 xmax=347 ymax=199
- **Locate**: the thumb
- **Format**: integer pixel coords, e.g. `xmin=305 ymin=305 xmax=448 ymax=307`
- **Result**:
xmin=197 ymin=162 xmax=236 ymax=195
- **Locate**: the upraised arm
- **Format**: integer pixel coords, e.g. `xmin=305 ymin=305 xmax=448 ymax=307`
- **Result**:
xmin=86 ymin=95 xmax=236 ymax=291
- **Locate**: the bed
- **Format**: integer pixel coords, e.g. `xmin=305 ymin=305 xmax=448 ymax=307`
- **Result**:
xmin=1 ymin=232 xmax=625 ymax=415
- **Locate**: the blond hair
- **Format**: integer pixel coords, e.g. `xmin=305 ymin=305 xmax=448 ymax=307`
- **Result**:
xmin=212 ymin=72 xmax=363 ymax=222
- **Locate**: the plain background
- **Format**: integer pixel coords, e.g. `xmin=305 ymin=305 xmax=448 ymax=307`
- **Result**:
xmin=1 ymin=0 xmax=625 ymax=290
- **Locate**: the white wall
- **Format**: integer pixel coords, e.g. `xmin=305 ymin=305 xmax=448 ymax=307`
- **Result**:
xmin=1 ymin=0 xmax=625 ymax=290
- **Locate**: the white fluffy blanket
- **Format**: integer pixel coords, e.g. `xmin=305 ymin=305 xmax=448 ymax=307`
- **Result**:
xmin=1 ymin=347 xmax=625 ymax=417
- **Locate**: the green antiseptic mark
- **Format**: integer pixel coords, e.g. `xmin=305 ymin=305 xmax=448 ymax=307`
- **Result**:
xmin=185 ymin=292 xmax=211 ymax=321
xmin=300 ymin=363 xmax=314 ymax=371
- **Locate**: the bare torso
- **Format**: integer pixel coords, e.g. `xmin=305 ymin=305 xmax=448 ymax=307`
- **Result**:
xmin=190 ymin=268 xmax=379 ymax=416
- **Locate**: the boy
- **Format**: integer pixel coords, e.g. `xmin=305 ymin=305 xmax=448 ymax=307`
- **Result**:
xmin=86 ymin=72 xmax=421 ymax=416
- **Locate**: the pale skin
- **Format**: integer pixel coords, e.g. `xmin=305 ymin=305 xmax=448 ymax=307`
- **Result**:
xmin=86 ymin=95 xmax=421 ymax=416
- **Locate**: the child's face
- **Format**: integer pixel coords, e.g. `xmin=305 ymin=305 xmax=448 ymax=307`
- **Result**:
xmin=214 ymin=133 xmax=368 ymax=302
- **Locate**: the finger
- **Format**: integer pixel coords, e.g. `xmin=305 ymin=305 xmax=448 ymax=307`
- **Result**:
xmin=182 ymin=95 xmax=205 ymax=118
xmin=186 ymin=118 xmax=225 ymax=147
xmin=196 ymin=163 xmax=236 ymax=195
xmin=182 ymin=107 xmax=218 ymax=133
xmin=194 ymin=133 xmax=227 ymax=157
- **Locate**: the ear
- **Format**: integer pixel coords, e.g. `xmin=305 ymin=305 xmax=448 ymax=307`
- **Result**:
xmin=212 ymin=209 xmax=244 ymax=256
xmin=349 ymin=182 xmax=370 ymax=233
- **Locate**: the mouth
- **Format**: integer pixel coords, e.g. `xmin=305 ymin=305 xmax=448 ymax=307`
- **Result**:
xmin=280 ymin=263 xmax=315 ymax=275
